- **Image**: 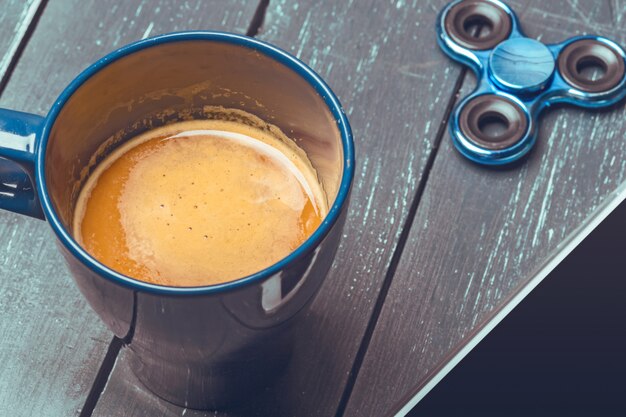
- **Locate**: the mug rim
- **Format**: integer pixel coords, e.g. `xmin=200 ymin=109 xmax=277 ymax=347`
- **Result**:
xmin=36 ymin=31 xmax=354 ymax=295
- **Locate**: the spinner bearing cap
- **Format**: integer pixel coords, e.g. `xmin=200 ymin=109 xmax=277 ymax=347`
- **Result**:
xmin=444 ymin=0 xmax=512 ymax=50
xmin=459 ymin=94 xmax=528 ymax=151
xmin=558 ymin=39 xmax=626 ymax=93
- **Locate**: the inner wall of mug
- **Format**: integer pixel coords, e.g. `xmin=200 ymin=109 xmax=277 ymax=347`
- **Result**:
xmin=45 ymin=39 xmax=344 ymax=232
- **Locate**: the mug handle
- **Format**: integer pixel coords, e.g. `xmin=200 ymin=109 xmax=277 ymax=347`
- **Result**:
xmin=0 ymin=108 xmax=45 ymax=219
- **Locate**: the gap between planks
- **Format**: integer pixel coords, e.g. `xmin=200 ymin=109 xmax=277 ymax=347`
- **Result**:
xmin=246 ymin=0 xmax=269 ymax=37
xmin=334 ymin=24 xmax=487 ymax=417
xmin=0 ymin=0 xmax=49 ymax=95
xmin=333 ymin=66 xmax=471 ymax=417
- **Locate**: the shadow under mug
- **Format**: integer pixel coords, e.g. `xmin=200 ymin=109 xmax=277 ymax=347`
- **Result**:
xmin=0 ymin=31 xmax=354 ymax=409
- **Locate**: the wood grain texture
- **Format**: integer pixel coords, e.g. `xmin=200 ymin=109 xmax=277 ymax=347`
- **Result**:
xmin=0 ymin=0 xmax=42 ymax=83
xmin=345 ymin=1 xmax=626 ymax=416
xmin=98 ymin=0 xmax=464 ymax=416
xmin=0 ymin=1 xmax=256 ymax=416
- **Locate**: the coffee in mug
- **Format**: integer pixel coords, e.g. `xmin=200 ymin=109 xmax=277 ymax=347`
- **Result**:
xmin=73 ymin=108 xmax=328 ymax=287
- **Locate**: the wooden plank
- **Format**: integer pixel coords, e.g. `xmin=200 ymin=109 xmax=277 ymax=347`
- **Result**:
xmin=97 ymin=0 xmax=466 ymax=416
xmin=0 ymin=0 xmax=42 ymax=84
xmin=0 ymin=1 xmax=256 ymax=416
xmin=344 ymin=1 xmax=626 ymax=416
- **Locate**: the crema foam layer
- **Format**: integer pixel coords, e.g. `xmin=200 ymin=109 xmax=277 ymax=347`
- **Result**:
xmin=73 ymin=119 xmax=327 ymax=287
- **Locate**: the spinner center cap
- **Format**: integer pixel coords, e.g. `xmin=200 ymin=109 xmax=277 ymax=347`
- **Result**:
xmin=489 ymin=38 xmax=555 ymax=94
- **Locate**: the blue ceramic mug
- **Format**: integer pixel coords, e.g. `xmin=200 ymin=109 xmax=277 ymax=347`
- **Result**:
xmin=0 ymin=32 xmax=354 ymax=409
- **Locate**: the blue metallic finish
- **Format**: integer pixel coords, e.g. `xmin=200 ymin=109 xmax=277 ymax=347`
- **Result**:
xmin=438 ymin=0 xmax=626 ymax=165
xmin=0 ymin=109 xmax=44 ymax=218
xmin=489 ymin=38 xmax=555 ymax=93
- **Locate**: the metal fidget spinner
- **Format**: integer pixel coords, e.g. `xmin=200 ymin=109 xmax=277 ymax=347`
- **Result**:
xmin=437 ymin=0 xmax=626 ymax=165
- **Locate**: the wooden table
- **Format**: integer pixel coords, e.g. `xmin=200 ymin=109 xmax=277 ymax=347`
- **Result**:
xmin=1 ymin=1 xmax=624 ymax=416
